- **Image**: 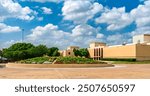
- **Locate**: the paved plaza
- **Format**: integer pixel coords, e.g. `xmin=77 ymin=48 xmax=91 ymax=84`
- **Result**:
xmin=0 ymin=64 xmax=150 ymax=79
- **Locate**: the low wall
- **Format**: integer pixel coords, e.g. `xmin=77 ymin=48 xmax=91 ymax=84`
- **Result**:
xmin=6 ymin=63 xmax=114 ymax=68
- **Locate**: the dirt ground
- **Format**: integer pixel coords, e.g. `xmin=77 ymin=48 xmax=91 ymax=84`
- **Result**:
xmin=0 ymin=64 xmax=150 ymax=79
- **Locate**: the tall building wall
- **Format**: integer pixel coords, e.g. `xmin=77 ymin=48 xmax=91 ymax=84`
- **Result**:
xmin=103 ymin=45 xmax=136 ymax=59
xmin=136 ymin=44 xmax=150 ymax=60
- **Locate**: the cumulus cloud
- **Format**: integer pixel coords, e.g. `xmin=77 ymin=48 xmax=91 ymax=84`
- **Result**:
xmin=27 ymin=23 xmax=104 ymax=49
xmin=62 ymin=0 xmax=103 ymax=24
xmin=72 ymin=24 xmax=98 ymax=37
xmin=0 ymin=0 xmax=34 ymax=21
xmin=0 ymin=40 xmax=19 ymax=49
xmin=0 ymin=23 xmax=21 ymax=33
xmin=130 ymin=26 xmax=150 ymax=36
xmin=41 ymin=7 xmax=52 ymax=14
xmin=26 ymin=24 xmax=71 ymax=48
xmin=129 ymin=0 xmax=150 ymax=36
xmin=37 ymin=17 xmax=43 ymax=21
xmin=106 ymin=33 xmax=132 ymax=45
xmin=130 ymin=0 xmax=150 ymax=27
xmin=96 ymin=7 xmax=133 ymax=31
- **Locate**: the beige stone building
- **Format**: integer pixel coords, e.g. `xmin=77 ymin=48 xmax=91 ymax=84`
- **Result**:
xmin=88 ymin=34 xmax=150 ymax=61
xmin=61 ymin=34 xmax=150 ymax=61
xmin=59 ymin=46 xmax=79 ymax=57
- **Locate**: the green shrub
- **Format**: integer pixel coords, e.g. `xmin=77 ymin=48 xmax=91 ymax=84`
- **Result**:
xmin=19 ymin=56 xmax=107 ymax=64
xmin=55 ymin=57 xmax=106 ymax=64
xmin=18 ymin=57 xmax=57 ymax=64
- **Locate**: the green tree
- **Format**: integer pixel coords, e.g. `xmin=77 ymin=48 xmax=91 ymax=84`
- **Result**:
xmin=52 ymin=50 xmax=60 ymax=56
xmin=73 ymin=49 xmax=81 ymax=57
xmin=47 ymin=47 xmax=60 ymax=56
xmin=2 ymin=43 xmax=35 ymax=61
xmin=8 ymin=43 xmax=34 ymax=51
xmin=33 ymin=45 xmax=48 ymax=57
xmin=80 ymin=48 xmax=89 ymax=58
xmin=0 ymin=50 xmax=2 ymax=57
xmin=73 ymin=48 xmax=89 ymax=58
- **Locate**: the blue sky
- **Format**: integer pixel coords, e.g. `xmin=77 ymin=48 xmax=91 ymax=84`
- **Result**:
xmin=0 ymin=0 xmax=150 ymax=49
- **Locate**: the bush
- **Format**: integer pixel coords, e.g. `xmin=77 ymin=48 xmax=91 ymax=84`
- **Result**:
xmin=18 ymin=57 xmax=107 ymax=64
xmin=19 ymin=57 xmax=57 ymax=64
xmin=55 ymin=57 xmax=106 ymax=64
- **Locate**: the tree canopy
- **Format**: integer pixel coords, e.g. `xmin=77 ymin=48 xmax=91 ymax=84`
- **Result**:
xmin=2 ymin=43 xmax=60 ymax=61
xmin=47 ymin=47 xmax=60 ymax=56
xmin=0 ymin=50 xmax=2 ymax=57
xmin=73 ymin=48 xmax=89 ymax=58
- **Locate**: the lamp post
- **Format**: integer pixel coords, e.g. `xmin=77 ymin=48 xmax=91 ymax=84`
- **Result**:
xmin=21 ymin=29 xmax=24 ymax=43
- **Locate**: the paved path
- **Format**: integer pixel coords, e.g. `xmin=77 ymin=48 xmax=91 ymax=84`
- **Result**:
xmin=0 ymin=64 xmax=150 ymax=79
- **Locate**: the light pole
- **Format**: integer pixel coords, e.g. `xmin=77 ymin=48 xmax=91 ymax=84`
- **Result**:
xmin=21 ymin=29 xmax=24 ymax=43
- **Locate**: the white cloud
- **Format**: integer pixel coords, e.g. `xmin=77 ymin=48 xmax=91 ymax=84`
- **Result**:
xmin=130 ymin=0 xmax=150 ymax=27
xmin=72 ymin=24 xmax=98 ymax=37
xmin=96 ymin=33 xmax=104 ymax=39
xmin=37 ymin=17 xmax=43 ymax=21
xmin=62 ymin=0 xmax=103 ymax=24
xmin=0 ymin=23 xmax=21 ymax=33
xmin=0 ymin=0 xmax=34 ymax=21
xmin=27 ymin=23 xmax=104 ymax=49
xmin=27 ymin=24 xmax=71 ymax=49
xmin=0 ymin=40 xmax=19 ymax=49
xmin=129 ymin=0 xmax=150 ymax=36
xmin=41 ymin=7 xmax=52 ymax=14
xmin=96 ymin=7 xmax=133 ymax=31
xmin=106 ymin=33 xmax=132 ymax=45
xmin=130 ymin=26 xmax=150 ymax=36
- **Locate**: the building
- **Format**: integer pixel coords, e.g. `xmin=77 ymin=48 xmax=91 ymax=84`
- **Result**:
xmin=88 ymin=42 xmax=106 ymax=60
xmin=88 ymin=34 xmax=150 ymax=61
xmin=60 ymin=46 xmax=79 ymax=57
xmin=133 ymin=34 xmax=150 ymax=44
xmin=61 ymin=34 xmax=150 ymax=61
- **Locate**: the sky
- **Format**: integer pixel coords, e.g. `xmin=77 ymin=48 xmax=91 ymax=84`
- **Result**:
xmin=0 ymin=0 xmax=150 ymax=49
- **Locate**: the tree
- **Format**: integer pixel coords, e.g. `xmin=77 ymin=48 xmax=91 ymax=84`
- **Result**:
xmin=80 ymin=48 xmax=89 ymax=58
xmin=73 ymin=48 xmax=89 ymax=58
xmin=8 ymin=43 xmax=34 ymax=51
xmin=73 ymin=49 xmax=81 ymax=57
xmin=47 ymin=47 xmax=60 ymax=56
xmin=33 ymin=45 xmax=48 ymax=57
xmin=2 ymin=43 xmax=35 ymax=61
xmin=0 ymin=50 xmax=2 ymax=57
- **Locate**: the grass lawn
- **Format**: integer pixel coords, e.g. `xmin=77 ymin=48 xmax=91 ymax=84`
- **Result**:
xmin=18 ymin=56 xmax=107 ymax=64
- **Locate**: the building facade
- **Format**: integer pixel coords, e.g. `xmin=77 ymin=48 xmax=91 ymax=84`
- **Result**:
xmin=59 ymin=46 xmax=79 ymax=57
xmin=61 ymin=34 xmax=150 ymax=61
xmin=88 ymin=34 xmax=150 ymax=61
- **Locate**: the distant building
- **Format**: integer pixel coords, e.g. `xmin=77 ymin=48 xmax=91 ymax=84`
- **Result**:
xmin=60 ymin=34 xmax=150 ymax=61
xmin=60 ymin=46 xmax=79 ymax=57
xmin=133 ymin=34 xmax=150 ymax=44
xmin=88 ymin=34 xmax=150 ymax=61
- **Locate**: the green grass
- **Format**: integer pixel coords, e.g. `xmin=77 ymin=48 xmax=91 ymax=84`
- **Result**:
xmin=18 ymin=56 xmax=107 ymax=64
xmin=19 ymin=56 xmax=56 ymax=64
xmin=55 ymin=57 xmax=106 ymax=64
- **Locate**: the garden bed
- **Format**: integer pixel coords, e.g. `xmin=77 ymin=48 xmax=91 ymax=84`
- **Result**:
xmin=7 ymin=57 xmax=114 ymax=68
